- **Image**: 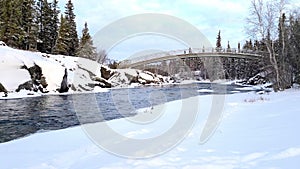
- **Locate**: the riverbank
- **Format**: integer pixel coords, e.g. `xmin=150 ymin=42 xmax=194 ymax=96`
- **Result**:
xmin=1 ymin=45 xmax=274 ymax=100
xmin=0 ymin=45 xmax=167 ymax=100
xmin=1 ymin=88 xmax=299 ymax=169
xmin=0 ymin=81 xmax=271 ymax=100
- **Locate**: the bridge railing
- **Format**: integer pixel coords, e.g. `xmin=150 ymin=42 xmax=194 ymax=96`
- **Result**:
xmin=119 ymin=47 xmax=261 ymax=68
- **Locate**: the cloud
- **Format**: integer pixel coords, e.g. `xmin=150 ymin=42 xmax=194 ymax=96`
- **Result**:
xmin=241 ymin=152 xmax=268 ymax=163
xmin=270 ymin=147 xmax=300 ymax=160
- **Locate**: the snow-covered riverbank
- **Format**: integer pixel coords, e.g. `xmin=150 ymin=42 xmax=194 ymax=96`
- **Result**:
xmin=1 ymin=45 xmax=274 ymax=100
xmin=1 ymin=89 xmax=299 ymax=169
xmin=0 ymin=46 xmax=166 ymax=99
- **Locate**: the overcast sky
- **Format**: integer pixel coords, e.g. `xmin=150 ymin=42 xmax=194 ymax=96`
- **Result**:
xmin=57 ymin=0 xmax=300 ymax=60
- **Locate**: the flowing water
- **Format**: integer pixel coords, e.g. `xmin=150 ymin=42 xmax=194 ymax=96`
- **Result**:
xmin=0 ymin=83 xmax=263 ymax=143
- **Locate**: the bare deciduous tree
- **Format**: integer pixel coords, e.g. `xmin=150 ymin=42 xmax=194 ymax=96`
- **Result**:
xmin=96 ymin=49 xmax=108 ymax=65
xmin=246 ymin=0 xmax=288 ymax=91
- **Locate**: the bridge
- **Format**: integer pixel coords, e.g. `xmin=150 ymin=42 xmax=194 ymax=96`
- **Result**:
xmin=118 ymin=47 xmax=262 ymax=69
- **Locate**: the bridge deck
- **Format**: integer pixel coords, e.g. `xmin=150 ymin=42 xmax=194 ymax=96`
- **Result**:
xmin=119 ymin=48 xmax=262 ymax=68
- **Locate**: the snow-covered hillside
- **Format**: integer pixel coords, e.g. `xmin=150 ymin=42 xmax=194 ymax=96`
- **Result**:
xmin=0 ymin=46 xmax=164 ymax=98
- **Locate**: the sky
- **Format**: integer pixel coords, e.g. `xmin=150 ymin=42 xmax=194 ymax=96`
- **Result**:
xmin=57 ymin=0 xmax=300 ymax=61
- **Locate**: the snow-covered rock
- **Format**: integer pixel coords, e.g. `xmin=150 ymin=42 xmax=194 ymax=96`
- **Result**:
xmin=0 ymin=46 xmax=65 ymax=94
xmin=0 ymin=41 xmax=7 ymax=46
xmin=108 ymin=69 xmax=164 ymax=87
xmin=0 ymin=46 xmax=101 ymax=96
xmin=240 ymin=73 xmax=269 ymax=86
xmin=100 ymin=66 xmax=115 ymax=80
xmin=0 ymin=46 xmax=165 ymax=98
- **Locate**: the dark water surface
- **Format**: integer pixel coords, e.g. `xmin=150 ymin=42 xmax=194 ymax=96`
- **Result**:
xmin=0 ymin=83 xmax=263 ymax=143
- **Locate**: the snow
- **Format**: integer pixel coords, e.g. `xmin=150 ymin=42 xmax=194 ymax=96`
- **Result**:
xmin=198 ymin=89 xmax=214 ymax=93
xmin=0 ymin=69 xmax=30 ymax=91
xmin=0 ymin=41 xmax=7 ymax=46
xmin=139 ymin=72 xmax=154 ymax=81
xmin=0 ymin=89 xmax=42 ymax=99
xmin=0 ymin=46 xmax=67 ymax=93
xmin=0 ymin=47 xmax=33 ymax=91
xmin=0 ymin=46 xmax=108 ymax=98
xmin=1 ymin=45 xmax=275 ymax=100
xmin=0 ymin=46 xmax=166 ymax=99
xmin=235 ymin=83 xmax=273 ymax=92
xmin=1 ymin=89 xmax=300 ymax=169
xmin=93 ymin=86 xmax=110 ymax=93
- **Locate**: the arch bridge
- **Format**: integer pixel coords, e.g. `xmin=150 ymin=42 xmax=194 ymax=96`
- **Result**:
xmin=118 ymin=47 xmax=262 ymax=69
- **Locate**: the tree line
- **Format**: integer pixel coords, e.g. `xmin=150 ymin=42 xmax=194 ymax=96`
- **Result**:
xmin=0 ymin=0 xmax=103 ymax=62
xmin=1 ymin=0 xmax=299 ymax=90
xmin=245 ymin=0 xmax=300 ymax=91
xmin=217 ymin=0 xmax=300 ymax=91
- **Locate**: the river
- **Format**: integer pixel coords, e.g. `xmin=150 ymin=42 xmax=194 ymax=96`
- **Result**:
xmin=0 ymin=83 xmax=261 ymax=143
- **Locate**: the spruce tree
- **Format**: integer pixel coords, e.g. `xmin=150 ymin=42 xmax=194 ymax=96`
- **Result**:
xmin=37 ymin=0 xmax=56 ymax=53
xmin=216 ymin=30 xmax=222 ymax=51
xmin=0 ymin=0 xmax=58 ymax=51
xmin=227 ymin=41 xmax=231 ymax=52
xmin=22 ymin=0 xmax=38 ymax=50
xmin=0 ymin=0 xmax=24 ymax=48
xmin=53 ymin=14 xmax=68 ymax=55
xmin=49 ymin=0 xmax=60 ymax=53
xmin=77 ymin=22 xmax=96 ymax=60
xmin=289 ymin=16 xmax=300 ymax=83
xmin=21 ymin=0 xmax=30 ymax=49
xmin=36 ymin=0 xmax=47 ymax=52
xmin=0 ymin=0 xmax=11 ymax=43
xmin=248 ymin=39 xmax=253 ymax=50
xmin=64 ymin=0 xmax=79 ymax=56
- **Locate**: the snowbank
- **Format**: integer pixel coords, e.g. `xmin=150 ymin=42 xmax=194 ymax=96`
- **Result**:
xmin=0 ymin=46 xmax=59 ymax=91
xmin=0 ymin=46 xmax=74 ymax=95
xmin=0 ymin=46 xmax=165 ymax=99
xmin=1 ymin=89 xmax=299 ymax=169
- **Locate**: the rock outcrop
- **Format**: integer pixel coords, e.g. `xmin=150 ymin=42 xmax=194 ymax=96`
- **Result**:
xmin=18 ymin=64 xmax=49 ymax=93
xmin=0 ymin=83 xmax=8 ymax=97
xmin=16 ymin=81 xmax=34 ymax=92
xmin=104 ymin=68 xmax=164 ymax=87
xmin=58 ymin=68 xmax=69 ymax=93
xmin=93 ymin=77 xmax=112 ymax=88
xmin=100 ymin=66 xmax=115 ymax=80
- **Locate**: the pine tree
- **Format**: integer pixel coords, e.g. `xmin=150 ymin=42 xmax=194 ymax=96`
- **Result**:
xmin=77 ymin=22 xmax=96 ymax=60
xmin=289 ymin=15 xmax=300 ymax=83
xmin=36 ymin=0 xmax=47 ymax=52
xmin=21 ymin=0 xmax=37 ymax=50
xmin=64 ymin=0 xmax=79 ymax=56
xmin=254 ymin=40 xmax=259 ymax=51
xmin=243 ymin=39 xmax=254 ymax=51
xmin=49 ymin=0 xmax=60 ymax=53
xmin=0 ymin=0 xmax=58 ymax=52
xmin=227 ymin=41 xmax=231 ymax=52
xmin=216 ymin=30 xmax=222 ymax=51
xmin=0 ymin=0 xmax=24 ymax=48
xmin=53 ymin=14 xmax=68 ymax=55
xmin=0 ymin=0 xmax=11 ymax=43
xmin=248 ymin=39 xmax=253 ymax=50
xmin=37 ymin=0 xmax=58 ymax=53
